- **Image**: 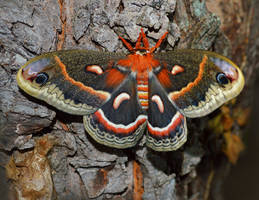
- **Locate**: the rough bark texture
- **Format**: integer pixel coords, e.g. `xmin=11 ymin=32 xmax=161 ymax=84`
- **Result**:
xmin=0 ymin=0 xmax=255 ymax=200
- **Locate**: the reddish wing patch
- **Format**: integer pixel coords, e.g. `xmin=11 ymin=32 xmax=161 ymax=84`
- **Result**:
xmin=147 ymin=112 xmax=184 ymax=137
xmin=157 ymin=69 xmax=172 ymax=88
xmin=94 ymin=109 xmax=147 ymax=135
xmin=105 ymin=68 xmax=126 ymax=87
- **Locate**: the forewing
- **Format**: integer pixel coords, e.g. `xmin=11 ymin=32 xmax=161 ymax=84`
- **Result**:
xmin=17 ymin=50 xmax=127 ymax=115
xmin=154 ymin=49 xmax=245 ymax=118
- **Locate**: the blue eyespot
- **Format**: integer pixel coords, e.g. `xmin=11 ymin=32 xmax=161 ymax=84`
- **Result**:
xmin=216 ymin=72 xmax=229 ymax=85
xmin=35 ymin=72 xmax=49 ymax=85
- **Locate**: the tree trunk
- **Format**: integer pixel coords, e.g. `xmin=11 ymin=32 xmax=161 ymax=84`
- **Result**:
xmin=0 ymin=0 xmax=255 ymax=199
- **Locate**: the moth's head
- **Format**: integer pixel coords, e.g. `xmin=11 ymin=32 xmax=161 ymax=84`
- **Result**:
xmin=17 ymin=56 xmax=55 ymax=96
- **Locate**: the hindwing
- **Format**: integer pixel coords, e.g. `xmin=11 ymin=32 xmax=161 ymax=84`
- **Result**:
xmin=146 ymin=73 xmax=187 ymax=151
xmin=83 ymin=73 xmax=147 ymax=148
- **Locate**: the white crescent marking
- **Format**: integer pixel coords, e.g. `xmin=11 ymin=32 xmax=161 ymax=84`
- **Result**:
xmin=96 ymin=109 xmax=147 ymax=130
xmin=148 ymin=112 xmax=182 ymax=132
xmin=113 ymin=92 xmax=130 ymax=110
xmin=86 ymin=65 xmax=103 ymax=75
xmin=171 ymin=65 xmax=184 ymax=75
xmin=151 ymin=95 xmax=164 ymax=113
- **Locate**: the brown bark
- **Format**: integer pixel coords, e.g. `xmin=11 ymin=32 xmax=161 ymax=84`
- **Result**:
xmin=0 ymin=0 xmax=255 ymax=199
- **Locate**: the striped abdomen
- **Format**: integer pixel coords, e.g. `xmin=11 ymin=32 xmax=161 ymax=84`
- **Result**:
xmin=137 ymin=75 xmax=149 ymax=110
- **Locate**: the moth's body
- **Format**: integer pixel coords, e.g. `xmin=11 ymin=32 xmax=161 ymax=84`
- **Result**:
xmin=17 ymin=30 xmax=245 ymax=151
xmin=117 ymin=51 xmax=159 ymax=110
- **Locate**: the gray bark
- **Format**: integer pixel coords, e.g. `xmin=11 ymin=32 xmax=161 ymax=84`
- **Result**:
xmin=0 ymin=0 xmax=254 ymax=199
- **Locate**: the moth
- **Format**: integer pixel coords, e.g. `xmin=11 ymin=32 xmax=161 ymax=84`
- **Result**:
xmin=17 ymin=29 xmax=245 ymax=151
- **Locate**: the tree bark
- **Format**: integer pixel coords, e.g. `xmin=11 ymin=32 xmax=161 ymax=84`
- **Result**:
xmin=0 ymin=0 xmax=254 ymax=200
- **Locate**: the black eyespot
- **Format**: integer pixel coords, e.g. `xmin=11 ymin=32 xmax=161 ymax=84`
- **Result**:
xmin=35 ymin=72 xmax=49 ymax=85
xmin=216 ymin=72 xmax=229 ymax=85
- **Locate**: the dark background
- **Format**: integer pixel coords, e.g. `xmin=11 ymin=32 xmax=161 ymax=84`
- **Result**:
xmin=224 ymin=74 xmax=259 ymax=199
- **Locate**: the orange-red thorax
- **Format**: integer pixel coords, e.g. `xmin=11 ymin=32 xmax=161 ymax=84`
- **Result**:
xmin=117 ymin=52 xmax=160 ymax=80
